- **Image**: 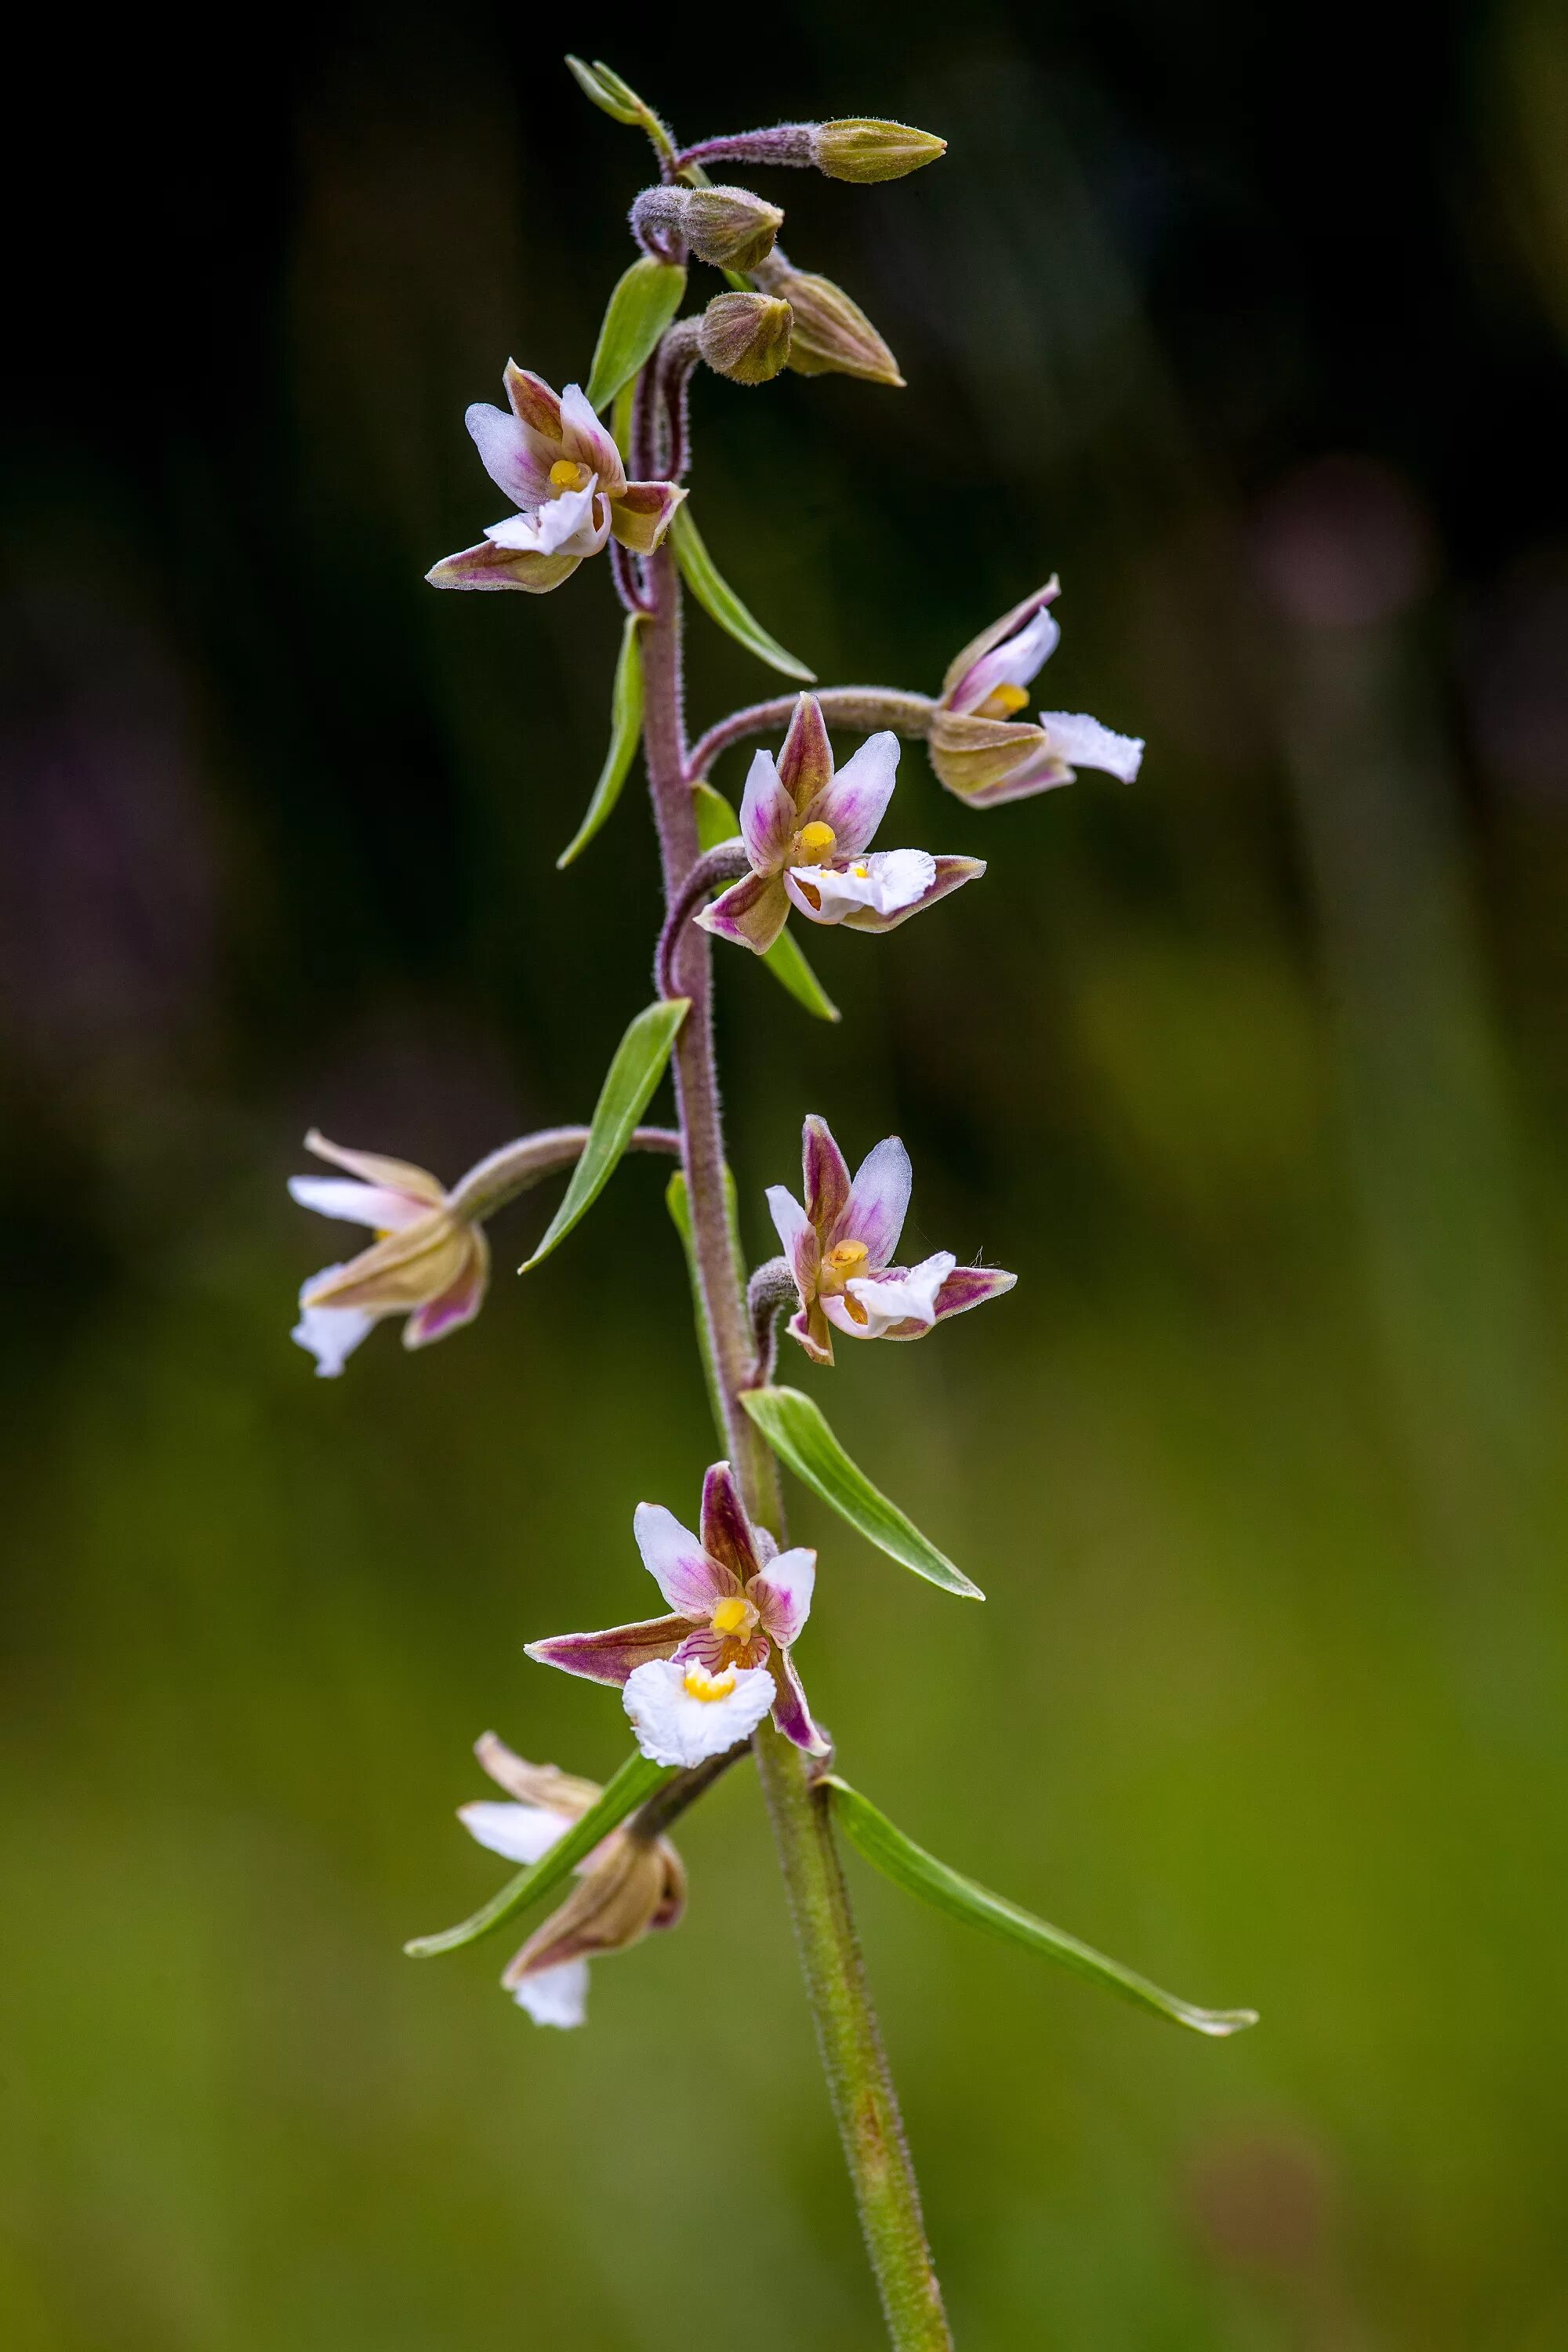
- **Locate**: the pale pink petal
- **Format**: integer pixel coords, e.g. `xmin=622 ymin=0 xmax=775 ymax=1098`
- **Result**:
xmin=404 ymin=1232 xmax=490 ymax=1349
xmin=558 ymin=383 xmax=627 ymax=497
xmin=699 ymin=1463 xmax=760 ymax=1582
xmin=808 ymin=731 xmax=899 ymax=855
xmin=953 ymin=605 xmax=1062 ymax=713
xmin=459 ymin=1801 xmax=570 ymax=1866
xmin=739 ymin=750 xmax=797 ymax=873
xmin=840 ymin=854 xmax=985 ymax=933
xmin=465 ymin=402 xmax=555 ymax=508
xmin=939 ymin=579 xmax=1061 ymax=706
xmin=525 ymin=1615 xmax=686 ymax=1685
xmin=288 ymin=1177 xmax=426 ymax=1231
xmin=1039 ymin=711 xmax=1145 ymax=782
xmin=695 ymin=870 xmax=791 ymax=953
xmin=961 ymin=742 xmax=1076 ymax=805
xmin=769 ymin=1647 xmax=829 ymax=1755
xmin=930 ymin=1265 xmax=1018 ymax=1321
xmin=837 ymin=1135 xmax=911 ymax=1266
xmin=426 ymin=539 xmax=582 ymax=594
xmin=801 ymin=1114 xmax=851 ymax=1237
xmin=633 ymin=1502 xmax=730 ymax=1614
xmin=775 ymin=694 xmax=833 ymax=814
xmin=766 ymin=1184 xmax=818 ymax=1306
xmin=671 ymin=1624 xmax=761 ymax=1672
xmin=609 ymin=480 xmax=685 ymax=554
xmin=750 ymin=1547 xmax=816 ymax=1646
xmin=303 ymin=1133 xmax=445 ymax=1201
xmin=502 ymin=364 xmax=564 ymax=440
xmin=786 ymin=1301 xmax=835 ymax=1366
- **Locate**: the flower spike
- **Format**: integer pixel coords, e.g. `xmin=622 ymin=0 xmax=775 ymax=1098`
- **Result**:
xmin=768 ymin=1115 xmax=1017 ymax=1367
xmin=527 ymin=1464 xmax=829 ymax=1761
xmin=695 ymin=695 xmax=983 ymax=956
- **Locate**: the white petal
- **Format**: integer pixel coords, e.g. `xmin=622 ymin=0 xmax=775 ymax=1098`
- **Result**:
xmin=633 ymin=1502 xmax=724 ymax=1616
xmin=288 ymin=1176 xmax=423 ymax=1230
xmin=458 ymin=1801 xmax=571 ymax=1866
xmin=488 ymin=476 xmax=603 ymax=558
xmin=622 ymin=1657 xmax=776 ymax=1769
xmin=786 ymin=849 xmax=935 ymax=924
xmin=1039 ymin=712 xmax=1144 ymax=782
xmin=512 ymin=1958 xmax=590 ymax=2029
xmin=291 ymin=1268 xmax=376 ymax=1377
xmin=839 ymin=1250 xmax=956 ymax=1339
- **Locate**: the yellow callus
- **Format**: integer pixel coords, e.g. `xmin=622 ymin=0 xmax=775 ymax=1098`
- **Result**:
xmin=683 ymin=1664 xmax=739 ymax=1704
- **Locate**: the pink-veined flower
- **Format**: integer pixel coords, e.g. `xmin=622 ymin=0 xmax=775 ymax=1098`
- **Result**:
xmin=527 ymin=1463 xmax=828 ymax=1761
xmin=930 ymin=580 xmax=1145 ymax=806
xmin=289 ymin=1131 xmax=488 ymax=1375
xmin=768 ymin=1114 xmax=1016 ymax=1367
xmin=426 ymin=364 xmax=684 ymax=594
xmin=696 ymin=693 xmax=984 ymax=953
xmin=459 ymin=1734 xmax=685 ymax=2029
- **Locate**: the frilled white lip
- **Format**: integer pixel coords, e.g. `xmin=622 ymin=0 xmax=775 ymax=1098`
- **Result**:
xmin=512 ymin=1959 xmax=590 ymax=2028
xmin=785 ymin=848 xmax=935 ymax=923
xmin=622 ymin=1657 xmax=777 ymax=1768
xmin=292 ymin=1266 xmax=376 ymax=1377
xmin=485 ymin=476 xmax=607 ymax=559
xmin=826 ymin=1250 xmax=957 ymax=1341
xmin=1039 ymin=711 xmax=1145 ymax=782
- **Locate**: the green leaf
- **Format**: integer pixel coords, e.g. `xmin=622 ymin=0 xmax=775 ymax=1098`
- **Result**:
xmin=405 ymin=1751 xmax=670 ymax=1958
xmin=672 ymin=507 xmax=815 ymax=683
xmin=557 ymin=614 xmax=646 ymax=868
xmin=739 ymin=1385 xmax=982 ymax=1598
xmin=611 ymin=374 xmax=637 ymax=463
xmin=521 ymin=998 xmax=690 ymax=1271
xmin=666 ymin=1167 xmax=743 ymax=1454
xmin=586 ymin=256 xmax=688 ymax=413
xmin=691 ymin=786 xmax=840 ymax=1022
xmin=826 ymin=1777 xmax=1259 ymax=2038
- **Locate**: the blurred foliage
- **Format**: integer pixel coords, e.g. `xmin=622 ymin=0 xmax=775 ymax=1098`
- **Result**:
xmin=5 ymin=0 xmax=1568 ymax=2345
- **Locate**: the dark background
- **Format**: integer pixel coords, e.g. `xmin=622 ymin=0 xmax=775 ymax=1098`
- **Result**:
xmin=5 ymin=2 xmax=1567 ymax=2345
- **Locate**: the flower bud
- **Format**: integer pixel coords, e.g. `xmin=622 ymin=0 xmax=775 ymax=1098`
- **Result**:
xmin=811 ymin=118 xmax=947 ymax=183
xmin=698 ymin=292 xmax=793 ymax=385
xmin=684 ymin=184 xmax=784 ymax=270
xmin=753 ymin=255 xmax=903 ymax=387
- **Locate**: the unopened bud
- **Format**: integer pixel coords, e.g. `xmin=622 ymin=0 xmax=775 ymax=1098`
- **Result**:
xmin=753 ymin=252 xmax=903 ymax=387
xmin=684 ymin=185 xmax=784 ymax=270
xmin=698 ymin=292 xmax=793 ymax=386
xmin=812 ymin=118 xmax=947 ymax=183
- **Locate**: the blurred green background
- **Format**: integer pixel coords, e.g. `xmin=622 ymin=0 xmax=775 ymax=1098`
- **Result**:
xmin=6 ymin=2 xmax=1568 ymax=2344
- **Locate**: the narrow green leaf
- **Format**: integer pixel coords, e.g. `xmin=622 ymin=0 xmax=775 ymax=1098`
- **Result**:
xmin=611 ymin=374 xmax=637 ymax=463
xmin=826 ymin=1777 xmax=1259 ymax=2038
xmin=673 ymin=506 xmax=816 ymax=683
xmin=557 ymin=615 xmax=646 ymax=868
xmin=564 ymin=55 xmax=643 ymax=123
xmin=586 ymin=256 xmax=688 ymax=413
xmin=405 ymin=1751 xmax=670 ymax=1958
xmin=666 ymin=1167 xmax=743 ymax=1454
xmin=739 ymin=1385 xmax=982 ymax=1598
xmin=521 ymin=998 xmax=689 ymax=1271
xmin=691 ymin=786 xmax=840 ymax=1022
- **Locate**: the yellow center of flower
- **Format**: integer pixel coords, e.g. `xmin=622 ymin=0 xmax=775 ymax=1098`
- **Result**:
xmin=550 ymin=458 xmax=590 ymax=492
xmin=684 ymin=1664 xmax=739 ymax=1703
xmin=853 ymin=862 xmax=870 ymax=877
xmin=793 ymin=820 xmax=837 ymax=862
xmin=977 ymin=681 xmax=1030 ymax=719
xmin=826 ymin=1240 xmax=869 ymax=1273
xmin=710 ymin=1595 xmax=752 ymax=1636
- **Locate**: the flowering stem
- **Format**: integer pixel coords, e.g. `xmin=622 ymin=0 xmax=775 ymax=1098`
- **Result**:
xmin=639 ymin=517 xmax=952 ymax=2348
xmin=686 ymin=688 xmax=935 ymax=784
xmin=445 ymin=1125 xmax=678 ymax=1224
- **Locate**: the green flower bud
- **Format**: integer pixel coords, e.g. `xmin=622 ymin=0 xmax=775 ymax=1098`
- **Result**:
xmin=684 ymin=186 xmax=785 ymax=270
xmin=811 ymin=118 xmax=947 ymax=183
xmin=698 ymin=292 xmax=794 ymax=386
xmin=753 ymin=254 xmax=903 ymax=387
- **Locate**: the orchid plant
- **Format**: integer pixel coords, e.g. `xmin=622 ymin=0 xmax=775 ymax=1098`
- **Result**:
xmin=290 ymin=61 xmax=1253 ymax=2348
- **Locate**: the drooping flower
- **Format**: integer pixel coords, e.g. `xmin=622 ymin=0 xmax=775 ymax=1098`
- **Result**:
xmin=528 ymin=1463 xmax=828 ymax=1759
xmin=696 ymin=694 xmax=983 ymax=954
xmin=929 ymin=581 xmax=1145 ymax=807
xmin=768 ymin=1114 xmax=1016 ymax=1367
xmin=426 ymin=364 xmax=684 ymax=594
xmin=289 ymin=1131 xmax=488 ymax=1374
xmin=459 ymin=1733 xmax=686 ymax=2028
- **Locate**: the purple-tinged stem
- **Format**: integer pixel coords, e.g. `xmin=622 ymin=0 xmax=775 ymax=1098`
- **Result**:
xmin=655 ymin=843 xmax=750 ymax=1000
xmin=673 ymin=126 xmax=818 ymax=176
xmin=445 ymin=1125 xmax=678 ymax=1224
xmin=687 ymin=689 xmax=935 ymax=783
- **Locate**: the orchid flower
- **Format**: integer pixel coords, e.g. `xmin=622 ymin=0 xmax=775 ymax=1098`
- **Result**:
xmin=459 ymin=1734 xmax=685 ymax=2028
xmin=426 ymin=364 xmax=685 ymax=594
xmin=289 ymin=1131 xmax=487 ymax=1374
xmin=768 ymin=1114 xmax=1016 ymax=1367
xmin=929 ymin=581 xmax=1145 ymax=806
xmin=696 ymin=693 xmax=984 ymax=953
xmin=528 ymin=1463 xmax=828 ymax=1761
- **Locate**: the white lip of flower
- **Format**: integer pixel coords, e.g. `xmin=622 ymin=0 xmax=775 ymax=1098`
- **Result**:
xmin=622 ymin=1656 xmax=778 ymax=1769
xmin=292 ymin=1266 xmax=376 ymax=1379
xmin=841 ymin=1250 xmax=956 ymax=1338
xmin=485 ymin=470 xmax=604 ymax=559
xmin=1034 ymin=710 xmax=1144 ymax=782
xmin=785 ymin=847 xmax=936 ymax=922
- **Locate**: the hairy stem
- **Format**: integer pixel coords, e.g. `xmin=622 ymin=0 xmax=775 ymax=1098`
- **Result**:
xmin=641 ymin=511 xmax=952 ymax=2347
xmin=686 ymin=688 xmax=935 ymax=783
xmin=445 ymin=1125 xmax=678 ymax=1224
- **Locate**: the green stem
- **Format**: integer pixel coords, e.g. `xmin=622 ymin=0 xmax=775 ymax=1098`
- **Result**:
xmin=639 ymin=517 xmax=953 ymax=2348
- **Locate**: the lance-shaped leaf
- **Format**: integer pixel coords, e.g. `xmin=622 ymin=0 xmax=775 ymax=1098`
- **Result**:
xmin=673 ymin=506 xmax=815 ymax=684
xmin=692 ymin=783 xmax=839 ymax=1022
xmin=405 ymin=1750 xmax=670 ymax=1958
xmin=564 ymin=58 xmax=677 ymax=169
xmin=739 ymin=1385 xmax=982 ymax=1598
xmin=666 ymin=1167 xmax=743 ymax=1454
xmin=826 ymin=1777 xmax=1259 ymax=2039
xmin=521 ymin=998 xmax=690 ymax=1271
xmin=557 ymin=614 xmax=647 ymax=868
xmin=585 ymin=256 xmax=688 ymax=413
